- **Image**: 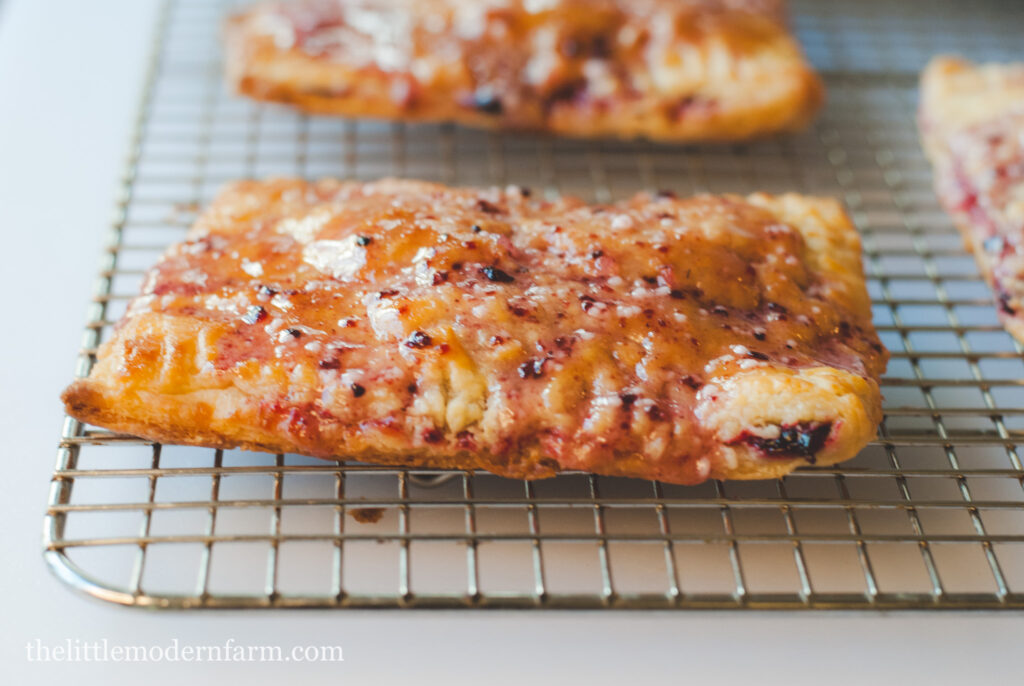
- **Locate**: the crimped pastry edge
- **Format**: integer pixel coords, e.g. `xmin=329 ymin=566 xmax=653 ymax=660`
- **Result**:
xmin=63 ymin=365 xmax=881 ymax=482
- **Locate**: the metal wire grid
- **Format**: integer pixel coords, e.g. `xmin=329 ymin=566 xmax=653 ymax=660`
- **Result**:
xmin=44 ymin=0 xmax=1024 ymax=609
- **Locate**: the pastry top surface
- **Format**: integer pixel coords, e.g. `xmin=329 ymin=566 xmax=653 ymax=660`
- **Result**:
xmin=71 ymin=178 xmax=885 ymax=482
xmin=920 ymin=57 xmax=1024 ymax=316
xmin=922 ymin=56 xmax=1024 ymax=131
xmin=242 ymin=0 xmax=789 ymax=81
xmin=226 ymin=0 xmax=821 ymax=140
xmin=921 ymin=57 xmax=1024 ymax=217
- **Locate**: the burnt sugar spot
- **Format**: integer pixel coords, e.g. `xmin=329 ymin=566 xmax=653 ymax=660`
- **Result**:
xmin=348 ymin=507 xmax=386 ymax=524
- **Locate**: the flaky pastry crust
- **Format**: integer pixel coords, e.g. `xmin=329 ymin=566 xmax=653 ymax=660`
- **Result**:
xmin=920 ymin=56 xmax=1024 ymax=342
xmin=224 ymin=0 xmax=823 ymax=142
xmin=63 ymin=179 xmax=885 ymax=484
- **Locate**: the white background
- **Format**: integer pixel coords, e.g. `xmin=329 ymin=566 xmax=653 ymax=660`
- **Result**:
xmin=0 ymin=1 xmax=1022 ymax=683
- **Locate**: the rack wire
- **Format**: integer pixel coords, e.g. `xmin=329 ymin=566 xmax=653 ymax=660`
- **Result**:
xmin=44 ymin=0 xmax=1024 ymax=609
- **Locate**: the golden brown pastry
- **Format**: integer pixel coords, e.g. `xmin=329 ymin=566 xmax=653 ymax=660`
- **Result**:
xmin=920 ymin=56 xmax=1024 ymax=342
xmin=63 ymin=179 xmax=886 ymax=484
xmin=224 ymin=0 xmax=823 ymax=141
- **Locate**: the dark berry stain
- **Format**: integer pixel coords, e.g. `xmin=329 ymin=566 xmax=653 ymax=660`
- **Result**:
xmin=544 ymin=79 xmax=585 ymax=108
xmin=579 ymin=294 xmax=598 ymax=312
xmin=475 ymin=199 xmax=503 ymax=214
xmin=998 ymin=290 xmax=1016 ymax=315
xmin=518 ymin=357 xmax=547 ymax=379
xmin=681 ymin=375 xmax=702 ymax=390
xmin=471 ymin=88 xmax=503 ymax=115
xmin=480 ymin=266 xmax=515 ymax=283
xmin=242 ymin=305 xmax=267 ymax=324
xmin=456 ymin=430 xmax=476 ymax=450
xmin=405 ymin=331 xmax=433 ymax=348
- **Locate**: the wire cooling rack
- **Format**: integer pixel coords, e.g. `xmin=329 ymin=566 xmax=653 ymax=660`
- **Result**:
xmin=45 ymin=0 xmax=1024 ymax=609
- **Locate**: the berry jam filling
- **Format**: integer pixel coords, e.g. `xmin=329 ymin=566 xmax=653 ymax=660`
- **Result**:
xmin=997 ymin=289 xmax=1016 ymax=315
xmin=730 ymin=421 xmax=833 ymax=462
xmin=469 ymin=88 xmax=503 ymax=115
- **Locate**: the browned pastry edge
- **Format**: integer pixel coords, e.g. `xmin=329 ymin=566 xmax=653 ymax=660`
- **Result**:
xmin=63 ymin=378 xmax=874 ymax=482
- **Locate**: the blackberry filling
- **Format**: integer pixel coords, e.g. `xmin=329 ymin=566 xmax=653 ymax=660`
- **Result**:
xmin=470 ymin=88 xmax=503 ymax=115
xmin=731 ymin=421 xmax=833 ymax=462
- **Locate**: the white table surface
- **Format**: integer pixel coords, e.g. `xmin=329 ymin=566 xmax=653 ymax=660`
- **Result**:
xmin=1 ymin=1 xmax=1022 ymax=683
